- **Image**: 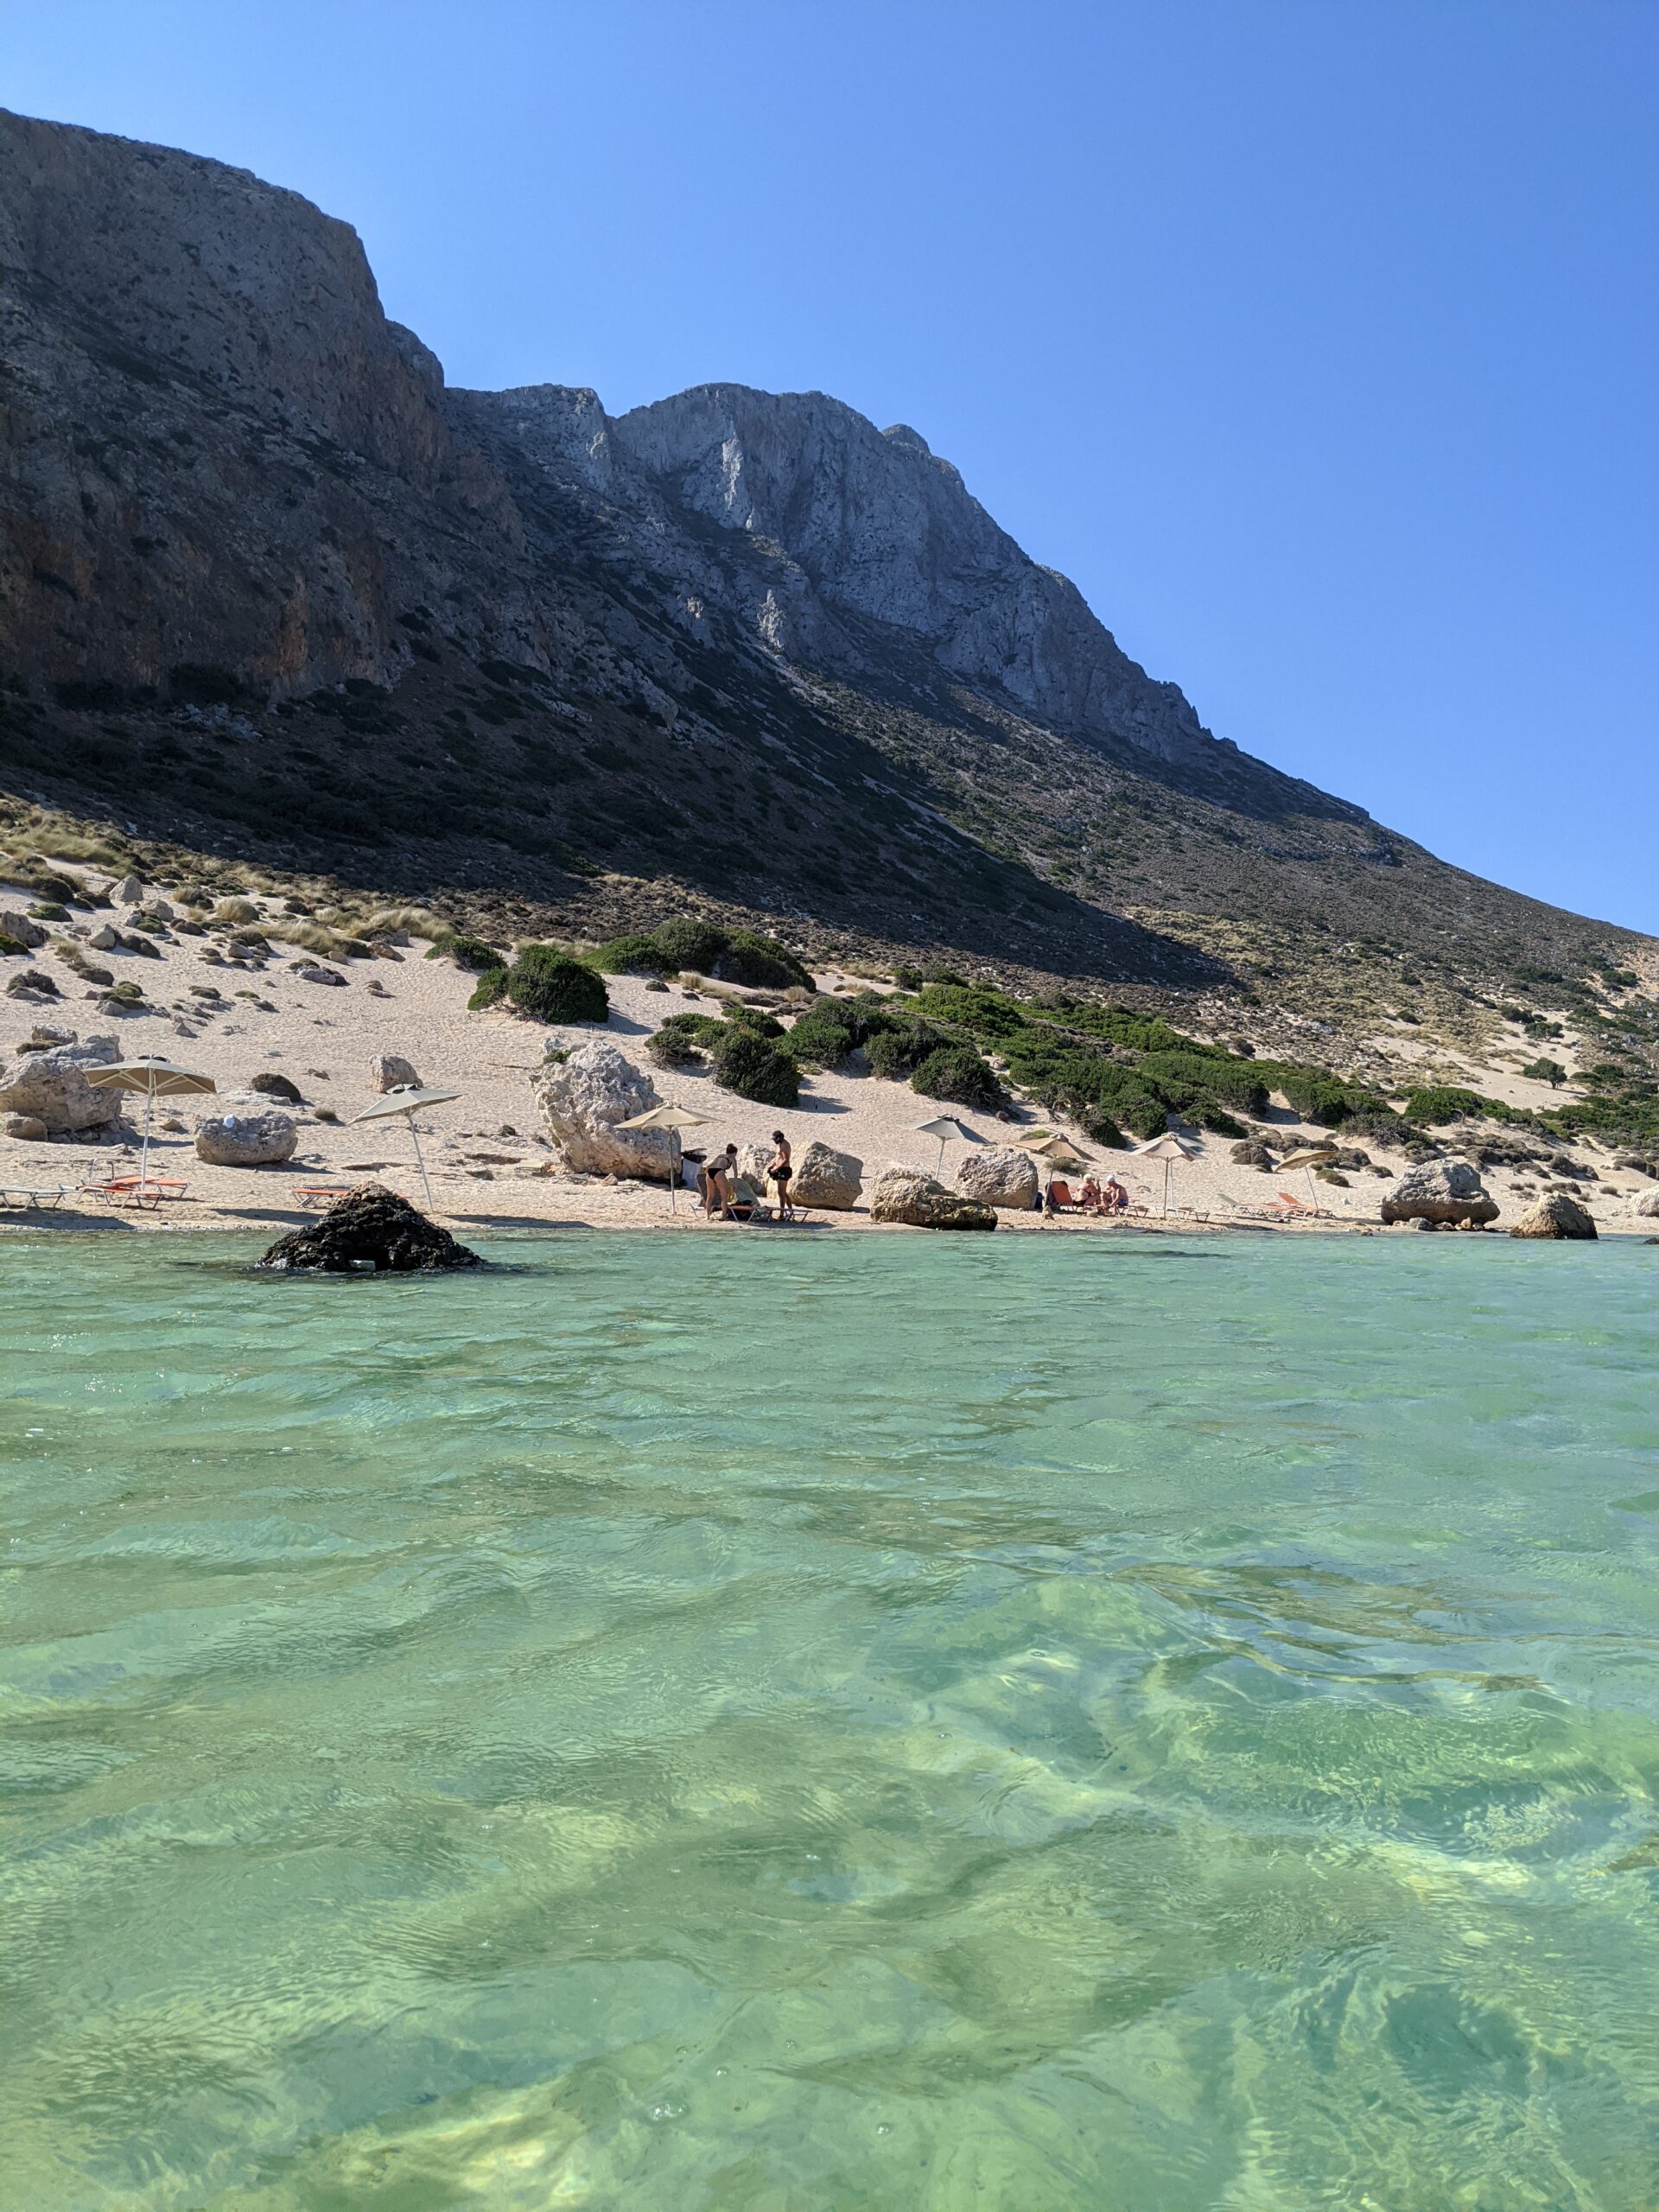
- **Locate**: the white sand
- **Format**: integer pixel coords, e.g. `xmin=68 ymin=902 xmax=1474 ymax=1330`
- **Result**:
xmin=3 ymin=878 xmax=1651 ymax=1239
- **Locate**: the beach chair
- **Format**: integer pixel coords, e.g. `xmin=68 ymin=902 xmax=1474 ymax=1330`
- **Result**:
xmin=0 ymin=1183 xmax=76 ymax=1211
xmin=1272 ymin=1191 xmax=1332 ymax=1222
xmin=1046 ymin=1179 xmax=1085 ymax=1213
xmin=290 ymin=1183 xmax=411 ymax=1208
xmin=81 ymin=1174 xmax=190 ymax=1210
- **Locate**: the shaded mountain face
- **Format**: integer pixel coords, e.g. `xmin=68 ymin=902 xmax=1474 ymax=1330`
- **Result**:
xmin=0 ymin=107 xmax=1643 ymax=1015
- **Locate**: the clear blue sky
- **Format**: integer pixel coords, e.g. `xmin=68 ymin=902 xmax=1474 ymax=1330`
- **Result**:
xmin=6 ymin=3 xmax=1656 ymax=931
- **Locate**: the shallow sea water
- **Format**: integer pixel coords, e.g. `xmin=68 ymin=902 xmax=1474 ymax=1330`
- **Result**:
xmin=3 ymin=1230 xmax=1658 ymax=2209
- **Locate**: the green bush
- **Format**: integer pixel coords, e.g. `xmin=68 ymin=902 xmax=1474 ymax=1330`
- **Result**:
xmin=866 ymin=1020 xmax=948 ymax=1080
xmin=589 ymin=931 xmax=667 ymax=974
xmin=1402 ymin=1084 xmax=1516 ymax=1126
xmin=1522 ymin=1057 xmax=1567 ymax=1088
xmin=1079 ymin=1107 xmax=1131 ymax=1150
xmin=506 ymin=944 xmax=610 ymax=1023
xmin=467 ymin=966 xmax=508 ymax=1010
xmin=712 ymin=928 xmax=813 ymax=991
xmin=721 ymin=1001 xmax=785 ymax=1039
xmin=649 ymin=918 xmax=729 ymax=974
xmin=784 ymin=994 xmax=896 ymax=1070
xmin=714 ymin=1027 xmax=800 ymax=1107
xmin=1138 ymin=1052 xmax=1269 ymax=1120
xmin=910 ymin=1045 xmax=1006 ymax=1112
xmin=426 ymin=931 xmax=502 ymax=973
xmin=915 ymin=982 xmax=1026 ymax=1039
xmin=648 ymin=1013 xmax=725 ymax=1068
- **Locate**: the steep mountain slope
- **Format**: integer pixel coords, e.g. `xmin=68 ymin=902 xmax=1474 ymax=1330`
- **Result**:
xmin=1 ymin=106 xmax=1649 ymax=1039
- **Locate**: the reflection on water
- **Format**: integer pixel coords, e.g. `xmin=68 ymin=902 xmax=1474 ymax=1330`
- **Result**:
xmin=3 ymin=1231 xmax=1658 ymax=2207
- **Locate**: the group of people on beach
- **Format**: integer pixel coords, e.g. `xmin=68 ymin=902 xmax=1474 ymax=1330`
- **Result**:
xmin=1044 ymin=1172 xmax=1131 ymax=1217
xmin=695 ymin=1133 xmax=791 ymax=1221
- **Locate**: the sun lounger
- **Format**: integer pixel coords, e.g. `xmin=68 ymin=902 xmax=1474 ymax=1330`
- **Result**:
xmin=0 ymin=1183 xmax=77 ymax=1210
xmin=1046 ymin=1179 xmax=1085 ymax=1212
xmin=81 ymin=1175 xmax=190 ymax=1209
xmin=290 ymin=1184 xmax=410 ymax=1207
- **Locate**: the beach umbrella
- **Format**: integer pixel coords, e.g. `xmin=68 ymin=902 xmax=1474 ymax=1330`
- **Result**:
xmin=616 ymin=1100 xmax=712 ymax=1213
xmin=1020 ymin=1130 xmax=1088 ymax=1209
xmin=1278 ymin=1145 xmax=1339 ymax=1211
xmin=351 ymin=1085 xmax=461 ymax=1211
xmin=912 ymin=1113 xmax=982 ymax=1176
xmin=1134 ymin=1131 xmax=1200 ymax=1217
xmin=85 ymin=1056 xmax=215 ymax=1189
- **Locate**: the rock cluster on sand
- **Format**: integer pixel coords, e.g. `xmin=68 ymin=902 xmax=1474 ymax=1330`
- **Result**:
xmin=870 ymin=1166 xmax=996 ymax=1230
xmin=1380 ymin=1157 xmax=1497 ymax=1227
xmin=194 ymin=1095 xmax=297 ymax=1166
xmin=371 ymin=1053 xmax=420 ymax=1092
xmin=791 ymin=1141 xmax=864 ymax=1210
xmin=0 ymin=1031 xmax=122 ymax=1129
xmin=1230 ymin=1138 xmax=1274 ymax=1171
xmin=248 ymin=1071 xmax=303 ymax=1103
xmin=259 ymin=1184 xmax=483 ymax=1271
xmin=1510 ymin=1194 xmax=1598 ymax=1240
xmin=955 ymin=1145 xmax=1039 ymax=1210
xmin=533 ymin=1040 xmax=674 ymax=1181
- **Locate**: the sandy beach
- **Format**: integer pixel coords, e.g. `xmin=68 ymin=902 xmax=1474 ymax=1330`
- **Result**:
xmin=3 ymin=870 xmax=1653 ymax=1242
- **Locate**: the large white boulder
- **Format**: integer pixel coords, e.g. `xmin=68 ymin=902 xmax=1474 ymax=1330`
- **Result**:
xmin=1380 ymin=1157 xmax=1497 ymax=1226
xmin=955 ymin=1144 xmax=1039 ymax=1211
xmin=0 ymin=1031 xmax=123 ymax=1129
xmin=371 ymin=1053 xmax=421 ymax=1092
xmin=533 ymin=1039 xmax=674 ymax=1181
xmin=1510 ymin=1193 xmax=1597 ymax=1241
xmin=0 ymin=909 xmax=47 ymax=949
xmin=194 ymin=1095 xmax=298 ymax=1166
xmin=869 ymin=1165 xmax=995 ymax=1230
xmin=791 ymin=1140 xmax=864 ymax=1210
xmin=1632 ymin=1187 xmax=1659 ymax=1220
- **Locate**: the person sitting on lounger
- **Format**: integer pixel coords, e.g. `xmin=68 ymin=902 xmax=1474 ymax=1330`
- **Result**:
xmin=1078 ymin=1176 xmax=1105 ymax=1214
xmin=1102 ymin=1175 xmax=1128 ymax=1213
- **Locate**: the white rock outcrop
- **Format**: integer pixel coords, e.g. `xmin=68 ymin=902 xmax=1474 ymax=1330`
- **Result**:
xmin=791 ymin=1141 xmax=864 ymax=1210
xmin=869 ymin=1165 xmax=996 ymax=1230
xmin=954 ymin=1144 xmax=1039 ymax=1210
xmin=0 ymin=909 xmax=47 ymax=948
xmin=1380 ymin=1158 xmax=1497 ymax=1226
xmin=371 ymin=1053 xmax=421 ymax=1092
xmin=0 ymin=1031 xmax=122 ymax=1129
xmin=533 ymin=1040 xmax=673 ymax=1181
xmin=194 ymin=1095 xmax=297 ymax=1166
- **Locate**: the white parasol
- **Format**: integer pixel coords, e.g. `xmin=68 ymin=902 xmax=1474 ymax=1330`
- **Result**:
xmin=912 ymin=1114 xmax=982 ymax=1177
xmin=1134 ymin=1131 xmax=1200 ymax=1217
xmin=351 ymin=1085 xmax=461 ymax=1211
xmin=615 ymin=1101 xmax=713 ymax=1213
xmin=85 ymin=1056 xmax=215 ymax=1190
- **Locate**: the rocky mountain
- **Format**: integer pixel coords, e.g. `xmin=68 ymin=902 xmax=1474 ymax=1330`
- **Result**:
xmin=1 ymin=106 xmax=1649 ymax=1030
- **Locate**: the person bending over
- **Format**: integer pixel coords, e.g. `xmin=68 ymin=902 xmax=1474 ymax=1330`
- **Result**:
xmin=702 ymin=1143 xmax=739 ymax=1217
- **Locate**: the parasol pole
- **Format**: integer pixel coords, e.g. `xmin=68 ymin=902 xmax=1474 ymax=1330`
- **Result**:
xmin=140 ymin=1084 xmax=155 ymax=1189
xmin=670 ymin=1128 xmax=680 ymax=1215
xmin=408 ymin=1115 xmax=435 ymax=1212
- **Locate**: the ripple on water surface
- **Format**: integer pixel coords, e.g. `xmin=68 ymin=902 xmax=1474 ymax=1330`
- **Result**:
xmin=3 ymin=1230 xmax=1659 ymax=2207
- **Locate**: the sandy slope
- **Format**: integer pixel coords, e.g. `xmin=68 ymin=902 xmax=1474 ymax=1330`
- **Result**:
xmin=2 ymin=873 xmax=1652 ymax=1239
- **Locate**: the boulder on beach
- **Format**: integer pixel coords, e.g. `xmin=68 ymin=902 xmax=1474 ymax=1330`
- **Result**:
xmin=1510 ymin=1194 xmax=1598 ymax=1240
xmin=258 ymin=1184 xmax=483 ymax=1271
xmin=1380 ymin=1157 xmax=1497 ymax=1226
xmin=1230 ymin=1138 xmax=1274 ymax=1171
xmin=4 ymin=1113 xmax=48 ymax=1140
xmin=533 ymin=1039 xmax=674 ymax=1181
xmin=791 ymin=1140 xmax=863 ymax=1210
xmin=248 ymin=1071 xmax=304 ymax=1103
xmin=371 ymin=1052 xmax=420 ymax=1093
xmin=735 ymin=1141 xmax=774 ymax=1187
xmin=954 ymin=1144 xmax=1039 ymax=1210
xmin=870 ymin=1166 xmax=996 ymax=1230
xmin=0 ymin=910 xmax=47 ymax=949
xmin=0 ymin=1031 xmax=122 ymax=1129
xmin=194 ymin=1094 xmax=297 ymax=1166
xmin=1632 ymin=1188 xmax=1659 ymax=1220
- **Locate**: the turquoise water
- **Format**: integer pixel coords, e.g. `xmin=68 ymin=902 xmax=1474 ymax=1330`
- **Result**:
xmin=3 ymin=1230 xmax=1658 ymax=2209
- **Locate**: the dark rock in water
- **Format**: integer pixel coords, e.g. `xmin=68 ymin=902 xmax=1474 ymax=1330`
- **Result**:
xmin=248 ymin=1070 xmax=304 ymax=1103
xmin=258 ymin=1184 xmax=484 ymax=1272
